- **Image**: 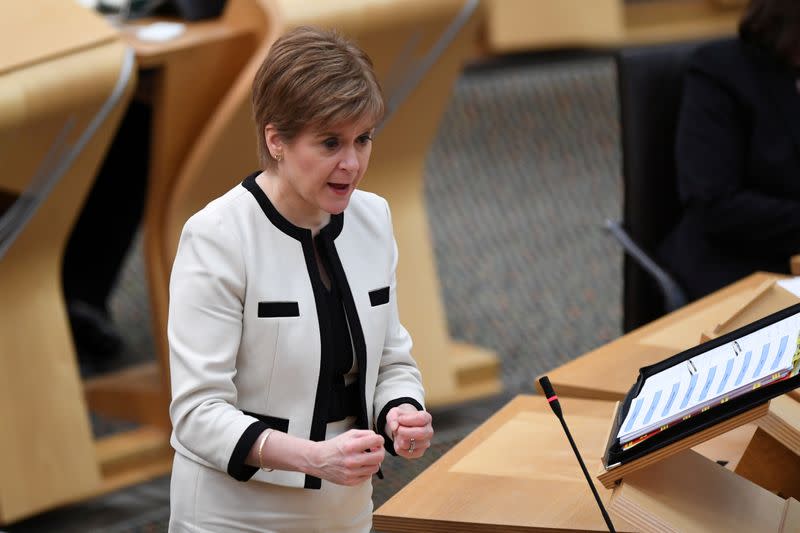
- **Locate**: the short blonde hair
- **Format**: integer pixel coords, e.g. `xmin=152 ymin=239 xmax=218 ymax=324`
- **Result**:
xmin=251 ymin=26 xmax=385 ymax=171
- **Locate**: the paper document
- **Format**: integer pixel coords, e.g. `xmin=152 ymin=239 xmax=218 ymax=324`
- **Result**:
xmin=777 ymin=277 xmax=800 ymax=297
xmin=617 ymin=312 xmax=800 ymax=444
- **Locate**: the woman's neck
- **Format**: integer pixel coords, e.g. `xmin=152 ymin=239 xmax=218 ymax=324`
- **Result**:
xmin=256 ymin=172 xmax=330 ymax=236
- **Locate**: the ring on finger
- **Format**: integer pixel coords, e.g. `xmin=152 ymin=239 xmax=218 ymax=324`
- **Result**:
xmin=408 ymin=438 xmax=416 ymax=454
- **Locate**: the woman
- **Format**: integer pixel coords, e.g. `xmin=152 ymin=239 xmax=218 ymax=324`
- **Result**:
xmin=168 ymin=26 xmax=434 ymax=532
xmin=657 ymin=0 xmax=800 ymax=300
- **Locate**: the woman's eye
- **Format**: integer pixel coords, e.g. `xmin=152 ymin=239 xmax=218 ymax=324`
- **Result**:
xmin=357 ymin=134 xmax=373 ymax=145
xmin=323 ymin=138 xmax=339 ymax=149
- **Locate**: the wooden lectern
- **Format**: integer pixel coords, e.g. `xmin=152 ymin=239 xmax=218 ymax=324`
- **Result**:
xmin=600 ymin=400 xmax=800 ymax=532
xmin=0 ymin=1 xmax=158 ymax=525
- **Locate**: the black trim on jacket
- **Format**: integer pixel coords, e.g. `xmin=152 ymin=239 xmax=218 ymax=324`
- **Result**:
xmin=227 ymin=421 xmax=269 ymax=481
xmin=376 ymin=397 xmax=425 ymax=455
xmin=226 ymin=413 xmax=290 ymax=481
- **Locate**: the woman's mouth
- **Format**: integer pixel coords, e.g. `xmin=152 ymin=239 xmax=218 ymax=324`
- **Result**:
xmin=328 ymin=183 xmax=350 ymax=195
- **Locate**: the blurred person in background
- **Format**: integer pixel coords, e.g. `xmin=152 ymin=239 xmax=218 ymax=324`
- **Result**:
xmin=658 ymin=0 xmax=800 ymax=299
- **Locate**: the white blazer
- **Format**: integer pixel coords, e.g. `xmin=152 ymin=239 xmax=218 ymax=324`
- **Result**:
xmin=168 ymin=173 xmax=425 ymax=490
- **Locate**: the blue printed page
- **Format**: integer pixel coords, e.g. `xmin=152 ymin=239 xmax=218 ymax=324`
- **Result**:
xmin=617 ymin=311 xmax=800 ymax=443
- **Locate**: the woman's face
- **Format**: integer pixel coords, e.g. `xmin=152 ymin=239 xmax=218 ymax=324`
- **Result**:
xmin=267 ymin=117 xmax=374 ymax=226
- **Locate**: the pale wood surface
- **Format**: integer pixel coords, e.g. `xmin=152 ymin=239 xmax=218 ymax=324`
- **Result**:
xmin=623 ymin=0 xmax=741 ymax=45
xmin=759 ymin=395 xmax=800 ymax=456
xmin=735 ymin=426 xmax=800 ymax=501
xmin=0 ymin=0 xmax=116 ymax=75
xmin=0 ymin=4 xmax=135 ymax=522
xmin=542 ymin=272 xmax=785 ymax=401
xmin=610 ymin=449 xmax=790 ymax=533
xmin=84 ymin=362 xmax=168 ymax=428
xmin=374 ymin=395 xmax=634 ymax=532
xmin=709 ymin=281 xmax=799 ymax=339
xmin=485 ymin=0 xmax=623 ymax=52
xmin=120 ymin=16 xmax=259 ymax=68
xmin=93 ymin=427 xmax=173 ymax=496
xmin=484 ymin=0 xmax=742 ymax=54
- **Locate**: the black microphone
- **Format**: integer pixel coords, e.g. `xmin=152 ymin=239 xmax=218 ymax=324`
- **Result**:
xmin=539 ymin=376 xmax=616 ymax=532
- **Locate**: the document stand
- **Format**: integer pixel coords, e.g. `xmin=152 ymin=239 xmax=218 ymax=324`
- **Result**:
xmin=599 ymin=400 xmax=800 ymax=532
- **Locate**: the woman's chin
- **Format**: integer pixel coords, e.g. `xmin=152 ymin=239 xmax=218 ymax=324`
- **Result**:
xmin=321 ymin=194 xmax=353 ymax=214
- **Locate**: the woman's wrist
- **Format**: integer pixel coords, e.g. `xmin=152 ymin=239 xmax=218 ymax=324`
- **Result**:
xmin=298 ymin=439 xmax=321 ymax=477
xmin=247 ymin=429 xmax=315 ymax=474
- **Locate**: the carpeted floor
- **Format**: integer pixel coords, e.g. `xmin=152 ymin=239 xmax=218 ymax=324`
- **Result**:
xmin=3 ymin=51 xmax=623 ymax=532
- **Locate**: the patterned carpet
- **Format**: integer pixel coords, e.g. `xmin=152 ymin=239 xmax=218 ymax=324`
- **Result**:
xmin=3 ymin=51 xmax=623 ymax=532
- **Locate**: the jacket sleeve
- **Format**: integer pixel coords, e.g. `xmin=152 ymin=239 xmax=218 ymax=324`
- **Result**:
xmin=372 ymin=199 xmax=426 ymax=454
xmin=675 ymin=47 xmax=800 ymax=256
xmin=168 ymin=211 xmax=267 ymax=481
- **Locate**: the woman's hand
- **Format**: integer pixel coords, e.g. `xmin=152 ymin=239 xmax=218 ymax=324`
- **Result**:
xmin=385 ymin=404 xmax=434 ymax=459
xmin=306 ymin=429 xmax=385 ymax=486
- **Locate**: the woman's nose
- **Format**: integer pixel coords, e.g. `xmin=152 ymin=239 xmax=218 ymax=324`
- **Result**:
xmin=338 ymin=147 xmax=359 ymax=173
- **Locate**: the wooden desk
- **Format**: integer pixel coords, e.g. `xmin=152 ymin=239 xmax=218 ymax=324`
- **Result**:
xmin=375 ymin=395 xmax=635 ymax=532
xmin=484 ymin=0 xmax=743 ymax=54
xmin=542 ymin=272 xmax=785 ymax=401
xmin=375 ymin=394 xmax=756 ymax=532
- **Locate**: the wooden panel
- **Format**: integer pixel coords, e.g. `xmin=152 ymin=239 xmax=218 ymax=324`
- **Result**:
xmin=483 ymin=0 xmax=743 ymax=54
xmin=95 ymin=427 xmax=173 ymax=493
xmin=84 ymin=362 xmax=168 ymax=427
xmin=0 ymin=39 xmax=135 ymax=524
xmin=735 ymin=427 xmax=800 ymax=500
xmin=704 ymin=282 xmax=800 ymax=341
xmin=611 ymin=449 xmax=788 ymax=533
xmin=485 ymin=0 xmax=623 ymax=53
xmin=623 ymin=0 xmax=741 ymax=45
xmin=757 ymin=394 xmax=800 ymax=455
xmin=0 ymin=1 xmax=116 ymax=75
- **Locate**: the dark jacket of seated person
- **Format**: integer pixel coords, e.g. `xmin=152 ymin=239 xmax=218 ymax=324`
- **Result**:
xmin=658 ymin=0 xmax=800 ymax=301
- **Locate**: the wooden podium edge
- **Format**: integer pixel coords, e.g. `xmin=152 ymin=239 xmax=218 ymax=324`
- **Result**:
xmin=758 ymin=395 xmax=800 ymax=455
xmin=598 ymin=402 xmax=770 ymax=489
xmin=713 ymin=279 xmax=775 ymax=335
xmin=609 ymin=449 xmax=793 ymax=533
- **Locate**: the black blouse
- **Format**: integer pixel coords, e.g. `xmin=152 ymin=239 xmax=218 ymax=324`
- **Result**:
xmin=316 ymin=238 xmax=358 ymax=423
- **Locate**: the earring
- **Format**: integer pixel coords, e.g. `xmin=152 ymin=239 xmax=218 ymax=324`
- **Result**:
xmin=274 ymin=152 xmax=283 ymax=162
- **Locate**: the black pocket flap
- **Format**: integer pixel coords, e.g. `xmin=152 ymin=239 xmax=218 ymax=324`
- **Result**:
xmin=369 ymin=286 xmax=390 ymax=306
xmin=241 ymin=410 xmax=290 ymax=432
xmin=258 ymin=301 xmax=299 ymax=318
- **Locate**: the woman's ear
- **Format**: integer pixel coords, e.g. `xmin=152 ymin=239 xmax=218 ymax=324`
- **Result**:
xmin=264 ymin=124 xmax=283 ymax=159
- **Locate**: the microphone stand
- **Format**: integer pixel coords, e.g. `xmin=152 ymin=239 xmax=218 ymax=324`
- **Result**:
xmin=539 ymin=376 xmax=616 ymax=532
